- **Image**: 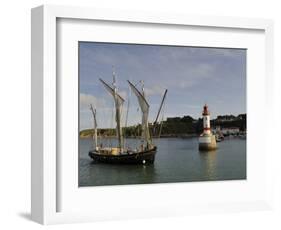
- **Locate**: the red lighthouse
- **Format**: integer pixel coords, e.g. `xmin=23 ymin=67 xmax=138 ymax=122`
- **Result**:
xmin=202 ymin=104 xmax=211 ymax=135
xmin=199 ymin=104 xmax=217 ymax=150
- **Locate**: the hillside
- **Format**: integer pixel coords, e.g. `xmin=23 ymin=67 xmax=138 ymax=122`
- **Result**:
xmin=80 ymin=114 xmax=246 ymax=138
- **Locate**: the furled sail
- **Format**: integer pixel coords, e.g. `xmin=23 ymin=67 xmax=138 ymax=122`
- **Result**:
xmin=100 ymin=78 xmax=125 ymax=150
xmin=127 ymin=80 xmax=152 ymax=146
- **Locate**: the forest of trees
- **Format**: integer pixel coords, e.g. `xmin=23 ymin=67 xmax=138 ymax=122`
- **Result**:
xmin=80 ymin=114 xmax=246 ymax=138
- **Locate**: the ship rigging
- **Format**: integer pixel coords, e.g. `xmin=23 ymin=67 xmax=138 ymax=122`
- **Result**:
xmin=88 ymin=73 xmax=167 ymax=164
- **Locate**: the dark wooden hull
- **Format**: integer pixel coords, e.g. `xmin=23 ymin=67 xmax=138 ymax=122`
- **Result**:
xmin=89 ymin=146 xmax=157 ymax=164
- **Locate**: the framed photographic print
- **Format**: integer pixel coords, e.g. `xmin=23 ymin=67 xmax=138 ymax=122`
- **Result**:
xmin=31 ymin=5 xmax=274 ymax=224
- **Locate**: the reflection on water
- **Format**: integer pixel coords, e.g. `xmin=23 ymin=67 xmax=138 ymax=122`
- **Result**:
xmin=79 ymin=137 xmax=246 ymax=186
xmin=199 ymin=150 xmax=217 ymax=180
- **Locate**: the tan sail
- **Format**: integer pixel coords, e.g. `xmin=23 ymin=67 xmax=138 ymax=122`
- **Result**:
xmin=127 ymin=80 xmax=152 ymax=147
xmin=100 ymin=78 xmax=125 ymax=149
xmin=90 ymin=104 xmax=98 ymax=150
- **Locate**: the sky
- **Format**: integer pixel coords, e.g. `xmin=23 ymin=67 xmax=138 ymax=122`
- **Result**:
xmin=79 ymin=42 xmax=246 ymax=130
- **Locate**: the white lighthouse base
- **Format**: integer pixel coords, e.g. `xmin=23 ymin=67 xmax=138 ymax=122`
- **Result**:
xmin=199 ymin=134 xmax=217 ymax=151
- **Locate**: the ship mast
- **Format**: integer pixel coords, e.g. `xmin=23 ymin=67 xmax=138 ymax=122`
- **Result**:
xmin=100 ymin=76 xmax=124 ymax=150
xmin=127 ymin=80 xmax=152 ymax=147
xmin=153 ymin=89 xmax=168 ymax=136
xmin=154 ymin=89 xmax=168 ymax=126
xmin=90 ymin=104 xmax=98 ymax=150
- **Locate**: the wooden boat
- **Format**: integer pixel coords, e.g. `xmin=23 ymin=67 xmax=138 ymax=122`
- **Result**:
xmin=88 ymin=73 xmax=167 ymax=165
xmin=89 ymin=146 xmax=157 ymax=164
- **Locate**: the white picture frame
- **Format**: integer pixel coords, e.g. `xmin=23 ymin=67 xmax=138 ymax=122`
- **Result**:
xmin=31 ymin=5 xmax=274 ymax=225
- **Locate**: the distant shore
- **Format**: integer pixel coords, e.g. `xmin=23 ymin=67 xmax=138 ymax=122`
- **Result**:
xmin=80 ymin=133 xmax=198 ymax=139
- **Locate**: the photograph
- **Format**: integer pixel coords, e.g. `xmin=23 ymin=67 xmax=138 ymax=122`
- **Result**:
xmin=78 ymin=42 xmax=247 ymax=187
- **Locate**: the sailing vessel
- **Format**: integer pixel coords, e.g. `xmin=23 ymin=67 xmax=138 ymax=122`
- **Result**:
xmin=88 ymin=74 xmax=167 ymax=164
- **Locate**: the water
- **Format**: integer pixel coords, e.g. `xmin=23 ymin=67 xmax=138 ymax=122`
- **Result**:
xmin=79 ymin=137 xmax=246 ymax=186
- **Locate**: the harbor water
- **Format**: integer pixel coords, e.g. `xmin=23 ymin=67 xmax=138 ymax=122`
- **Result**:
xmin=79 ymin=137 xmax=246 ymax=186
